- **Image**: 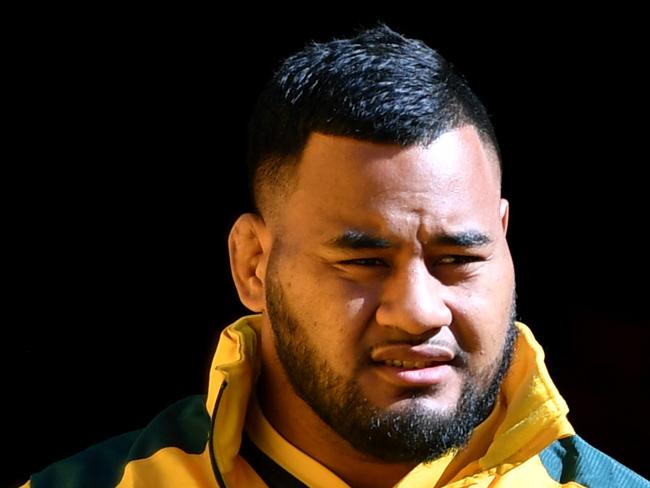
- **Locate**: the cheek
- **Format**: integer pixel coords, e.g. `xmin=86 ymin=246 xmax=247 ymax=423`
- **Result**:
xmin=308 ymin=270 xmax=381 ymax=326
xmin=334 ymin=281 xmax=386 ymax=349
xmin=285 ymin=272 xmax=378 ymax=355
xmin=449 ymin=284 xmax=511 ymax=362
xmin=345 ymin=296 xmax=366 ymax=318
xmin=340 ymin=281 xmax=381 ymax=318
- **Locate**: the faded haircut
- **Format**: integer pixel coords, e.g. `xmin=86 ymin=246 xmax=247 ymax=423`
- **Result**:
xmin=246 ymin=24 xmax=501 ymax=215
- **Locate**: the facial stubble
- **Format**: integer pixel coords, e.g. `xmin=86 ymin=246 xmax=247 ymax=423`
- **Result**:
xmin=265 ymin=268 xmax=518 ymax=464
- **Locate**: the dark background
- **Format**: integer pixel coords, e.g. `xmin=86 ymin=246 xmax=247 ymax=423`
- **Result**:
xmin=6 ymin=9 xmax=648 ymax=486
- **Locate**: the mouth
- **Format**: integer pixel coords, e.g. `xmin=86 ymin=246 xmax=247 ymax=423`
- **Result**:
xmin=371 ymin=361 xmax=453 ymax=388
xmin=380 ymin=359 xmax=442 ymax=369
xmin=370 ymin=344 xmax=457 ymax=387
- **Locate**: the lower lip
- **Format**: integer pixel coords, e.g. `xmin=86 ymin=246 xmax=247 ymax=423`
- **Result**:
xmin=372 ymin=363 xmax=454 ymax=387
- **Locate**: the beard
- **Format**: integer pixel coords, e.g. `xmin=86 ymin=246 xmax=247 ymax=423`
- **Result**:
xmin=265 ymin=268 xmax=518 ymax=464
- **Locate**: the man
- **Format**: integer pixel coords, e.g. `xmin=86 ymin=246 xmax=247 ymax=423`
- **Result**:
xmin=22 ymin=25 xmax=647 ymax=488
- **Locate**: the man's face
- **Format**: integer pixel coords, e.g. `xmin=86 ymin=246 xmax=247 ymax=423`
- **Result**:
xmin=261 ymin=126 xmax=516 ymax=461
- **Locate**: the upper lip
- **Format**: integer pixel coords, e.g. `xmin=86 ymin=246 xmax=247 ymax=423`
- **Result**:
xmin=370 ymin=343 xmax=456 ymax=363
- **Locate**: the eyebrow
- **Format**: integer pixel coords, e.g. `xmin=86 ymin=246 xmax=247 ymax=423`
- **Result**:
xmin=430 ymin=230 xmax=493 ymax=248
xmin=326 ymin=230 xmax=393 ymax=249
xmin=326 ymin=229 xmax=492 ymax=250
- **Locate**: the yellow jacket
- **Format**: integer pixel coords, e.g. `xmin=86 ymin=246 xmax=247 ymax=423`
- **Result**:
xmin=23 ymin=316 xmax=648 ymax=487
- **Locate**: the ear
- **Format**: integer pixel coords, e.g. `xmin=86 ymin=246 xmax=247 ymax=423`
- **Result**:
xmin=499 ymin=198 xmax=510 ymax=234
xmin=228 ymin=213 xmax=272 ymax=312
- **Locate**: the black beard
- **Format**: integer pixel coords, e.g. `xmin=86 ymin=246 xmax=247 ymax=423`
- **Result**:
xmin=265 ymin=268 xmax=518 ymax=463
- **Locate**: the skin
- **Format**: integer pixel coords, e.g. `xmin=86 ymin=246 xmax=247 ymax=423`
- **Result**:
xmin=229 ymin=125 xmax=515 ymax=488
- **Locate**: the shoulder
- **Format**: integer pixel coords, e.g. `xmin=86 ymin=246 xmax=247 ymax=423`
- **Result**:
xmin=539 ymin=434 xmax=649 ymax=487
xmin=28 ymin=395 xmax=210 ymax=488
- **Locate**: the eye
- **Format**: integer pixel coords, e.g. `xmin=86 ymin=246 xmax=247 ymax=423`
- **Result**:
xmin=341 ymin=258 xmax=387 ymax=267
xmin=436 ymin=255 xmax=481 ymax=266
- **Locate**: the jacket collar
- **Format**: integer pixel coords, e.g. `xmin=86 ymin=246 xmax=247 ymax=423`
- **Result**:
xmin=206 ymin=315 xmax=574 ymax=485
xmin=206 ymin=315 xmax=261 ymax=483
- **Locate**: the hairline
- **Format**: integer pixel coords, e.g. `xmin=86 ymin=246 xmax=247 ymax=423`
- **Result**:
xmin=254 ymin=125 xmax=502 ymax=223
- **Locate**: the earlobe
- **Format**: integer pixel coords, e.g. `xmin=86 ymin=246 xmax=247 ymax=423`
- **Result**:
xmin=228 ymin=213 xmax=271 ymax=312
xmin=500 ymin=199 xmax=510 ymax=234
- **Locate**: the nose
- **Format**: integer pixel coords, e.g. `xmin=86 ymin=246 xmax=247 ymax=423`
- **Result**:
xmin=375 ymin=259 xmax=452 ymax=336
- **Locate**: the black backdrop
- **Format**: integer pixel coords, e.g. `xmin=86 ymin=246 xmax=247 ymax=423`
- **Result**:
xmin=7 ymin=9 xmax=649 ymax=486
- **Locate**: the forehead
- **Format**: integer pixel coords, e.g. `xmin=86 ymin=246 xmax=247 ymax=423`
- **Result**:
xmin=280 ymin=126 xmax=501 ymax=240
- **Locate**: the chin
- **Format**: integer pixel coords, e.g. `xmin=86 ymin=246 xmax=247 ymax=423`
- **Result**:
xmin=374 ymin=387 xmax=462 ymax=416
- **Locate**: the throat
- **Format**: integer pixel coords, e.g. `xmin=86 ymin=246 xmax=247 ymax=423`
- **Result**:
xmin=252 ymin=383 xmax=418 ymax=488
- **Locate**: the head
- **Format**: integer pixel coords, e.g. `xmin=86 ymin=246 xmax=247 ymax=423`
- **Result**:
xmin=246 ymin=24 xmax=502 ymax=218
xmin=229 ymin=25 xmax=517 ymax=464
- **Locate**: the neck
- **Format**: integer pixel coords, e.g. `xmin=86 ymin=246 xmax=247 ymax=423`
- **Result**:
xmin=258 ymin=328 xmax=416 ymax=488
xmin=259 ymin=379 xmax=416 ymax=488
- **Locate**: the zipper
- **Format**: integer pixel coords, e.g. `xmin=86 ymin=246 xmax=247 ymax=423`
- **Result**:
xmin=208 ymin=379 xmax=229 ymax=488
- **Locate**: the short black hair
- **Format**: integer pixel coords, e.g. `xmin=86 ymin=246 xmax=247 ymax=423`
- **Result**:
xmin=247 ymin=24 xmax=500 ymax=214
